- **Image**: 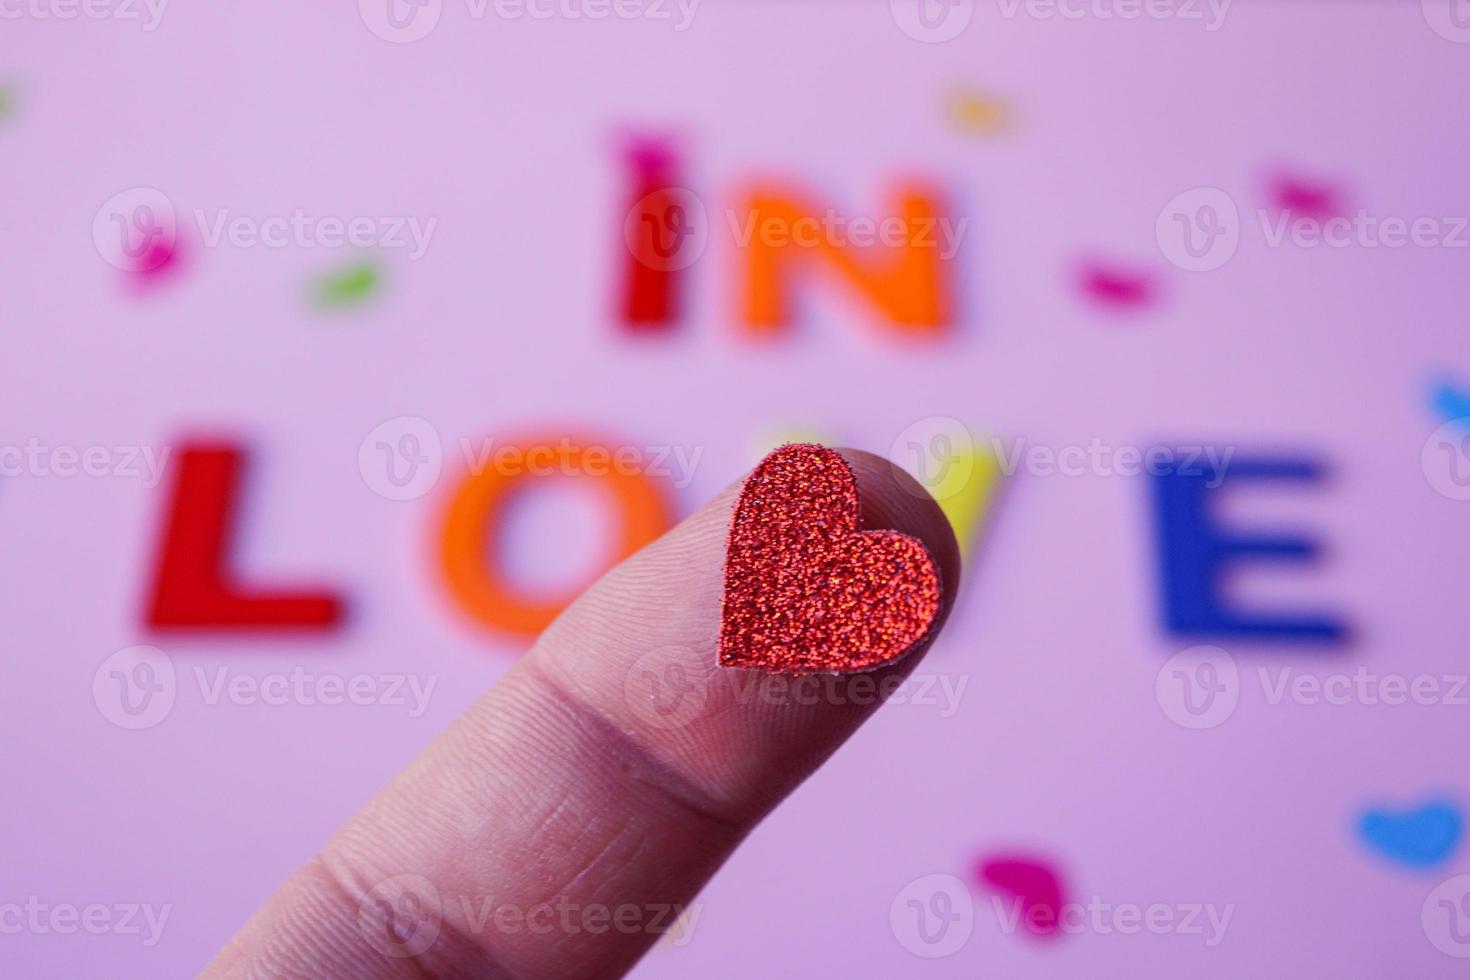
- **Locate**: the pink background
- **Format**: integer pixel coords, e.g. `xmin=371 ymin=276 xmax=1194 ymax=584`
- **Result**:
xmin=4 ymin=1 xmax=1470 ymax=976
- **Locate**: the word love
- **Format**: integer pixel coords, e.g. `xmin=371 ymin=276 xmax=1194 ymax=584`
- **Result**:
xmin=137 ymin=430 xmax=1346 ymax=648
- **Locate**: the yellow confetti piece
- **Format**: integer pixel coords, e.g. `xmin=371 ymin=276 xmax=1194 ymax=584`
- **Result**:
xmin=948 ymin=88 xmax=1012 ymax=135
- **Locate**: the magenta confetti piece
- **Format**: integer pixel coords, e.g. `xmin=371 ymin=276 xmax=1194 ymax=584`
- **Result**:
xmin=1079 ymin=261 xmax=1155 ymax=309
xmin=976 ymin=855 xmax=1067 ymax=940
xmin=123 ymin=238 xmax=183 ymax=293
xmin=1269 ymin=172 xmax=1343 ymax=220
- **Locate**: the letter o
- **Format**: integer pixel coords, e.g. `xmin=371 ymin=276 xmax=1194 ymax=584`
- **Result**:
xmin=438 ymin=435 xmax=672 ymax=637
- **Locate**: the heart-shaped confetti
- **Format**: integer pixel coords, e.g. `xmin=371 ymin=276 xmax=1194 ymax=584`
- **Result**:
xmin=976 ymin=855 xmax=1067 ymax=940
xmin=1358 ymin=799 xmax=1463 ymax=869
xmin=1429 ymin=379 xmax=1470 ymax=427
xmin=718 ymin=443 xmax=941 ymax=674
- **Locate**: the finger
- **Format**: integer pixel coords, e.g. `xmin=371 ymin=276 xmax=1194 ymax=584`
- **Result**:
xmin=204 ymin=447 xmax=961 ymax=980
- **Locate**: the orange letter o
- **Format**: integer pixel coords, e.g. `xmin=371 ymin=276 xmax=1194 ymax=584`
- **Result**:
xmin=438 ymin=435 xmax=673 ymax=637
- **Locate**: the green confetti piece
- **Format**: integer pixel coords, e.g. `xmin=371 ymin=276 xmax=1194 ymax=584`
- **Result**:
xmin=0 ymin=85 xmax=16 ymax=123
xmin=311 ymin=260 xmax=381 ymax=309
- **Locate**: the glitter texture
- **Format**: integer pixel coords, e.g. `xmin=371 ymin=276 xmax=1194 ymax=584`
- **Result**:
xmin=718 ymin=443 xmax=942 ymax=675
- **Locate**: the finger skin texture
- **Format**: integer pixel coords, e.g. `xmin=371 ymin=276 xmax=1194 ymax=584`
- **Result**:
xmin=202 ymin=449 xmax=960 ymax=980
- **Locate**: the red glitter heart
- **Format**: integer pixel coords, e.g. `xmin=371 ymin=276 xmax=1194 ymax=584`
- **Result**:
xmin=718 ymin=444 xmax=942 ymax=674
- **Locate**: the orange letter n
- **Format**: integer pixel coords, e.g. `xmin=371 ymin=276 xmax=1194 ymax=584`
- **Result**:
xmin=739 ymin=183 xmax=953 ymax=337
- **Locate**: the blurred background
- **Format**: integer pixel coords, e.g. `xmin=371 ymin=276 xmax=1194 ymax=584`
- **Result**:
xmin=5 ymin=1 xmax=1470 ymax=976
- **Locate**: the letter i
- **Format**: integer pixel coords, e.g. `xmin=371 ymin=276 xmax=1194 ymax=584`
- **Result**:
xmin=618 ymin=135 xmax=685 ymax=331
